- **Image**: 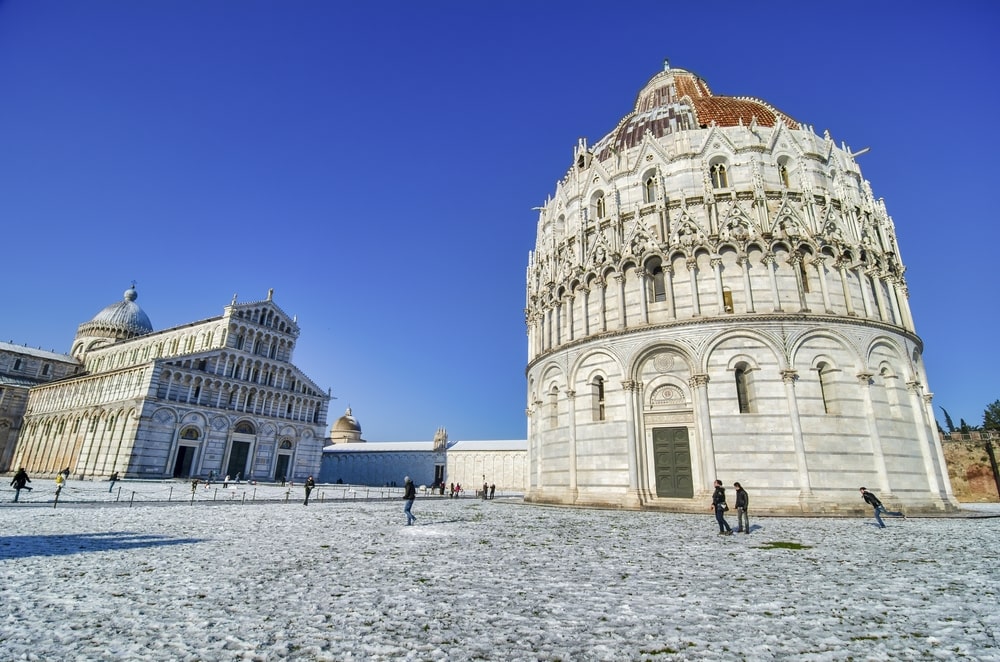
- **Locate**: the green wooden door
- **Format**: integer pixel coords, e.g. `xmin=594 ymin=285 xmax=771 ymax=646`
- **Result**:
xmin=653 ymin=427 xmax=693 ymax=498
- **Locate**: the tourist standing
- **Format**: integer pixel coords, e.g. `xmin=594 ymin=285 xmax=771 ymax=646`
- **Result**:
xmin=860 ymin=487 xmax=904 ymax=528
xmin=10 ymin=467 xmax=31 ymax=502
xmin=403 ymin=476 xmax=416 ymax=525
xmin=734 ymin=482 xmax=749 ymax=534
xmin=303 ymin=476 xmax=316 ymax=505
xmin=712 ymin=479 xmax=732 ymax=535
xmin=489 ymin=483 xmax=496 ymax=500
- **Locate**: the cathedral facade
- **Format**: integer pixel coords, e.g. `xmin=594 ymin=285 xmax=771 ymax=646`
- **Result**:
xmin=10 ymin=286 xmax=330 ymax=482
xmin=524 ymin=62 xmax=957 ymax=514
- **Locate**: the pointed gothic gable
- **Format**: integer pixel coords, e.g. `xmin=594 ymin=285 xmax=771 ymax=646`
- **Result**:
xmin=768 ymin=198 xmax=809 ymax=239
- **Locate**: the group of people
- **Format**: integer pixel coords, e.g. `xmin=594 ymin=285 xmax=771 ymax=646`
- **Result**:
xmin=711 ymin=480 xmax=750 ymax=535
xmin=711 ymin=480 xmax=906 ymax=534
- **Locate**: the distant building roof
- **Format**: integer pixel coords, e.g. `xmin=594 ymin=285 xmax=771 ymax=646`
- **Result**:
xmin=0 ymin=341 xmax=76 ymax=362
xmin=323 ymin=439 xmax=527 ymax=453
xmin=448 ymin=440 xmax=527 ymax=452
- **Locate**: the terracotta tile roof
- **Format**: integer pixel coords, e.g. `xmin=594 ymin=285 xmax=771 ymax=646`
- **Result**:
xmin=590 ymin=67 xmax=799 ymax=160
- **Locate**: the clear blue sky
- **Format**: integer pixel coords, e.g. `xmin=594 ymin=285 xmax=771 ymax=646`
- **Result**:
xmin=1 ymin=1 xmax=997 ymax=439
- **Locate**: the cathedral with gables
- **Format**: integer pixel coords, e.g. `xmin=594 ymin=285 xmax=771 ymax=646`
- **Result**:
xmin=524 ymin=61 xmax=957 ymax=514
xmin=5 ymin=286 xmax=330 ymax=482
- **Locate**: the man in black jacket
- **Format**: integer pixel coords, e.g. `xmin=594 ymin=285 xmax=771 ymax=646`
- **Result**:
xmin=712 ymin=479 xmax=732 ymax=535
xmin=403 ymin=476 xmax=416 ymax=525
xmin=860 ymin=487 xmax=904 ymax=528
xmin=303 ymin=476 xmax=316 ymax=505
xmin=734 ymin=482 xmax=750 ymax=534
xmin=10 ymin=468 xmax=32 ymax=503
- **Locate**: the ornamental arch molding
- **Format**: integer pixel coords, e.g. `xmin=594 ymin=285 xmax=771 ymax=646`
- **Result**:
xmin=698 ymin=328 xmax=786 ymax=374
xmin=789 ymin=328 xmax=865 ymax=375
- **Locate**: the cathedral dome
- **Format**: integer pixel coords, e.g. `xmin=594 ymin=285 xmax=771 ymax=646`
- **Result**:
xmin=72 ymin=285 xmax=153 ymax=359
xmin=591 ymin=62 xmax=799 ymax=161
xmin=332 ymin=408 xmax=361 ymax=433
xmin=84 ymin=285 xmax=153 ymax=337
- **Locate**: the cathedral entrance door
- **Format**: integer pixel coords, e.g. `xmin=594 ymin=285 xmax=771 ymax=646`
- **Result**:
xmin=227 ymin=441 xmax=250 ymax=479
xmin=173 ymin=445 xmax=195 ymax=478
xmin=274 ymin=455 xmax=290 ymax=481
xmin=652 ymin=427 xmax=693 ymax=498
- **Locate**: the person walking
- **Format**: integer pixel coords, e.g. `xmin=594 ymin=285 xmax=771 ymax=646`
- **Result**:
xmin=108 ymin=471 xmax=120 ymax=493
xmin=403 ymin=476 xmax=416 ymax=525
xmin=860 ymin=487 xmax=904 ymax=528
xmin=712 ymin=479 xmax=733 ymax=535
xmin=55 ymin=472 xmax=66 ymax=498
xmin=303 ymin=476 xmax=316 ymax=505
xmin=10 ymin=467 xmax=32 ymax=502
xmin=734 ymin=482 xmax=749 ymax=534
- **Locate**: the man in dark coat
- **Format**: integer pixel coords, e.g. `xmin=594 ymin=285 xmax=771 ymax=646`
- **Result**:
xmin=303 ymin=476 xmax=316 ymax=505
xmin=403 ymin=476 xmax=416 ymax=525
xmin=712 ymin=479 xmax=732 ymax=535
xmin=10 ymin=468 xmax=32 ymax=503
xmin=860 ymin=487 xmax=904 ymax=528
xmin=734 ymin=482 xmax=750 ymax=534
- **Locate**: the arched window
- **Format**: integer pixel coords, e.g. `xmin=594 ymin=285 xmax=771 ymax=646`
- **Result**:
xmin=592 ymin=376 xmax=606 ymax=422
xmin=722 ymin=287 xmax=734 ymax=313
xmin=734 ymin=364 xmax=752 ymax=414
xmin=548 ymin=387 xmax=559 ymax=430
xmin=816 ymin=362 xmax=834 ymax=414
xmin=234 ymin=421 xmax=255 ymax=435
xmin=595 ymin=194 xmax=606 ymax=219
xmin=647 ymin=257 xmax=666 ymax=302
xmin=13 ymin=358 xmax=22 ymax=371
xmin=181 ymin=427 xmax=200 ymax=440
xmin=42 ymin=363 xmax=50 ymax=376
xmin=778 ymin=163 xmax=790 ymax=188
xmin=279 ymin=440 xmax=293 ymax=450
xmin=711 ymin=162 xmax=729 ymax=189
xmin=644 ymin=176 xmax=656 ymax=203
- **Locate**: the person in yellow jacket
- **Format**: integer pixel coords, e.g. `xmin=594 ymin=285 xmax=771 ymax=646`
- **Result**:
xmin=55 ymin=472 xmax=66 ymax=497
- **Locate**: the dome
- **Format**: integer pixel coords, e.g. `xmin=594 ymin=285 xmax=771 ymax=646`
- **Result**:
xmin=332 ymin=407 xmax=361 ymax=433
xmin=77 ymin=285 xmax=153 ymax=340
xmin=591 ymin=62 xmax=798 ymax=161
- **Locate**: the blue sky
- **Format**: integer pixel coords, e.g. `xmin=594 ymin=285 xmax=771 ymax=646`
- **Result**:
xmin=1 ymin=1 xmax=997 ymax=439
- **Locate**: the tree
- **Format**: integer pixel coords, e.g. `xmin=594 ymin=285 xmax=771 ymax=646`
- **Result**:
xmin=940 ymin=407 xmax=956 ymax=434
xmin=984 ymin=400 xmax=1000 ymax=431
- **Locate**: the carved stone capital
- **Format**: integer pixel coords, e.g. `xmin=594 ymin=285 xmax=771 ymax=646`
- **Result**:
xmin=780 ymin=369 xmax=798 ymax=383
xmin=689 ymin=374 xmax=710 ymax=388
xmin=856 ymin=371 xmax=874 ymax=385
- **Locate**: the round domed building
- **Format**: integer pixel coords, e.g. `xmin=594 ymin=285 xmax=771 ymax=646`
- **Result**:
xmin=524 ymin=61 xmax=957 ymax=514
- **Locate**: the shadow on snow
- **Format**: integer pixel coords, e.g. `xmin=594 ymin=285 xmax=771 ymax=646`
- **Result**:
xmin=0 ymin=531 xmax=204 ymax=560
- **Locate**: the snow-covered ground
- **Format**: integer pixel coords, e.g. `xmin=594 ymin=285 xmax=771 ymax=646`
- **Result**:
xmin=2 ymin=480 xmax=998 ymax=661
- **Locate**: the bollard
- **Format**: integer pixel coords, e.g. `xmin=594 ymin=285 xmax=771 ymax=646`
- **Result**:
xmin=53 ymin=490 xmax=60 ymax=509
xmin=115 ymin=486 xmax=121 ymax=502
xmin=252 ymin=488 xmax=256 ymax=502
xmin=168 ymin=486 xmax=173 ymax=502
xmin=241 ymin=492 xmax=246 ymax=505
xmin=129 ymin=491 xmax=135 ymax=508
xmin=214 ymin=488 xmax=218 ymax=501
